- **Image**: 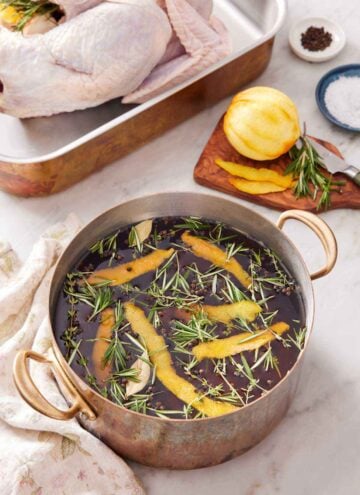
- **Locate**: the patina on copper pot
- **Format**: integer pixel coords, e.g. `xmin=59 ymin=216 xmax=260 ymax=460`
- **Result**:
xmin=13 ymin=192 xmax=337 ymax=469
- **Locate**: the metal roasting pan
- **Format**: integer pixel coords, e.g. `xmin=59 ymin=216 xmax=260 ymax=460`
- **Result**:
xmin=0 ymin=0 xmax=286 ymax=197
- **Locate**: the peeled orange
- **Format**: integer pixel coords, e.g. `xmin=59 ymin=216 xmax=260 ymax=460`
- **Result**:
xmin=224 ymin=87 xmax=301 ymax=161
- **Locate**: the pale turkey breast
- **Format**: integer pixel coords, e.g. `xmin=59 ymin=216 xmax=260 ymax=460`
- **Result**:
xmin=0 ymin=0 xmax=230 ymax=118
xmin=0 ymin=0 xmax=171 ymax=117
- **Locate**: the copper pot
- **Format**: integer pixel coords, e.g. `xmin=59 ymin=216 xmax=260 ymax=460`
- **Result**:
xmin=13 ymin=193 xmax=337 ymax=469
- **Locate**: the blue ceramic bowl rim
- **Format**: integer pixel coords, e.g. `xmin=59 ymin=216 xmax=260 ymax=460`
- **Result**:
xmin=315 ymin=64 xmax=360 ymax=132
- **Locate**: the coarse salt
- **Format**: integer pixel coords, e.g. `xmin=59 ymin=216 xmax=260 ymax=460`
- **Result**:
xmin=324 ymin=75 xmax=360 ymax=128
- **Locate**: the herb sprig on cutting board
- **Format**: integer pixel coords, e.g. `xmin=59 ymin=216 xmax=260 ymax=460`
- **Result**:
xmin=285 ymin=133 xmax=345 ymax=210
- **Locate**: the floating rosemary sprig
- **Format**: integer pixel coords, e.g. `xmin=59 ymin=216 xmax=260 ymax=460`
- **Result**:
xmin=174 ymin=217 xmax=238 ymax=245
xmin=90 ymin=230 xmax=119 ymax=266
xmin=174 ymin=217 xmax=211 ymax=231
xmin=65 ymin=277 xmax=113 ymax=320
xmin=128 ymin=226 xmax=143 ymax=254
xmin=103 ymin=332 xmax=127 ymax=371
xmin=286 ymin=133 xmax=345 ymax=210
xmin=172 ymin=312 xmax=216 ymax=348
xmin=285 ymin=324 xmax=307 ymax=351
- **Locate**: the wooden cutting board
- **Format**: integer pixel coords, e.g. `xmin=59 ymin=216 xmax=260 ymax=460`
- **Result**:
xmin=194 ymin=116 xmax=360 ymax=212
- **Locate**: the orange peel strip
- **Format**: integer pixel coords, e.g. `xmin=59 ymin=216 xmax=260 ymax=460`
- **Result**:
xmin=229 ymin=177 xmax=287 ymax=195
xmin=200 ymin=300 xmax=261 ymax=324
xmin=124 ymin=302 xmax=238 ymax=417
xmin=192 ymin=322 xmax=290 ymax=361
xmin=181 ymin=231 xmax=251 ymax=289
xmin=88 ymin=248 xmax=174 ymax=286
xmin=216 ymin=158 xmax=294 ymax=188
xmin=92 ymin=308 xmax=115 ymax=384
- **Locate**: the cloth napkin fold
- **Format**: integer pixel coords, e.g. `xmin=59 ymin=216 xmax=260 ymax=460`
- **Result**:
xmin=0 ymin=215 xmax=145 ymax=495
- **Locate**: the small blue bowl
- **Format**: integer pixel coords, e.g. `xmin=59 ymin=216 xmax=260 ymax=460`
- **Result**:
xmin=315 ymin=64 xmax=360 ymax=132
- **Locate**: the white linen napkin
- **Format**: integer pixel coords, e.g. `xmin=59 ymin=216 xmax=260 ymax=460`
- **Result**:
xmin=0 ymin=215 xmax=145 ymax=495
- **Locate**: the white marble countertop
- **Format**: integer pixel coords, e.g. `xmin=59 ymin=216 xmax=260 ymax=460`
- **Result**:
xmin=1 ymin=0 xmax=359 ymax=493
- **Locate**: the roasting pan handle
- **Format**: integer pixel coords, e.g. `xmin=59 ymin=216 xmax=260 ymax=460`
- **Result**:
xmin=13 ymin=349 xmax=96 ymax=421
xmin=276 ymin=210 xmax=337 ymax=281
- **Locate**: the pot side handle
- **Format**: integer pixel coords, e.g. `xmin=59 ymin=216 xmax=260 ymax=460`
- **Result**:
xmin=13 ymin=349 xmax=96 ymax=421
xmin=276 ymin=210 xmax=337 ymax=281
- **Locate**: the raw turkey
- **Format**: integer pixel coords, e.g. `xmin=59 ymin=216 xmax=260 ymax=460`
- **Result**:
xmin=0 ymin=0 xmax=231 ymax=118
xmin=124 ymin=0 xmax=230 ymax=103
xmin=156 ymin=0 xmax=213 ymax=65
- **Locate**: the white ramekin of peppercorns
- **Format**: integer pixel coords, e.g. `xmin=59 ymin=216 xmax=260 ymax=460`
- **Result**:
xmin=289 ymin=17 xmax=346 ymax=63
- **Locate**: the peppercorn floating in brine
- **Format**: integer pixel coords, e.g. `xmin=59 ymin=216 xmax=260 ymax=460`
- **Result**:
xmin=55 ymin=217 xmax=306 ymax=419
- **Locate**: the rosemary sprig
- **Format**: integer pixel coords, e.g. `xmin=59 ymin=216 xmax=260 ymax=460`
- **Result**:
xmin=61 ymin=275 xmax=81 ymax=358
xmin=225 ymin=241 xmax=247 ymax=261
xmin=220 ymin=275 xmax=248 ymax=303
xmin=174 ymin=216 xmax=211 ymax=231
xmin=248 ymin=247 xmax=294 ymax=315
xmin=209 ymin=222 xmax=237 ymax=244
xmin=124 ymin=393 xmax=151 ymax=414
xmin=90 ymin=231 xmax=118 ymax=256
xmin=90 ymin=230 xmax=119 ymax=265
xmin=64 ymin=275 xmax=113 ymax=320
xmin=110 ymin=368 xmax=140 ymax=382
xmin=1 ymin=0 xmax=61 ymax=31
xmin=128 ymin=226 xmax=147 ymax=254
xmin=286 ymin=133 xmax=345 ymax=210
xmin=286 ymin=325 xmax=307 ymax=351
xmin=172 ymin=312 xmax=216 ymax=348
xmin=108 ymin=380 xmax=126 ymax=406
xmin=103 ymin=332 xmax=127 ymax=371
xmin=91 ymin=286 xmax=113 ymax=319
xmin=264 ymin=348 xmax=281 ymax=376
xmin=212 ymin=359 xmax=245 ymax=406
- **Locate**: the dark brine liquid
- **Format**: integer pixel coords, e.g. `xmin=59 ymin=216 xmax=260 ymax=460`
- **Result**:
xmin=54 ymin=216 xmax=306 ymax=419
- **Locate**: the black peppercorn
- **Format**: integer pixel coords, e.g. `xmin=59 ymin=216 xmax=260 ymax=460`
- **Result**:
xmin=301 ymin=26 xmax=332 ymax=52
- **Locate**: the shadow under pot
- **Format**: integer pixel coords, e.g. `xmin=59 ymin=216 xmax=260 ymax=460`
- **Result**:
xmin=13 ymin=192 xmax=337 ymax=469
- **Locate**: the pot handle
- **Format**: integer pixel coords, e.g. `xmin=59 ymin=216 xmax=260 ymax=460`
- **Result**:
xmin=13 ymin=349 xmax=96 ymax=421
xmin=276 ymin=210 xmax=337 ymax=281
